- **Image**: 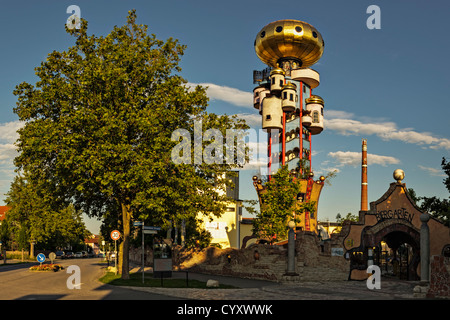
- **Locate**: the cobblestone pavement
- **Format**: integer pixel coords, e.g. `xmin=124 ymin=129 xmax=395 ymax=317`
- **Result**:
xmin=121 ymin=278 xmax=420 ymax=300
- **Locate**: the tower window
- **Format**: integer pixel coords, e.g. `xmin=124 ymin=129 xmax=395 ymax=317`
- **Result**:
xmin=290 ymin=93 xmax=294 ymax=101
xmin=266 ymin=115 xmax=271 ymax=120
xmin=312 ymin=111 xmax=319 ymax=123
xmin=283 ymin=92 xmax=287 ymax=100
xmin=279 ymin=79 xmax=283 ymax=87
xmin=271 ymin=77 xmax=275 ymax=85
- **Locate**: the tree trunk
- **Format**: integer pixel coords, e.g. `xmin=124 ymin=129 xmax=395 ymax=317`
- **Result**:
xmin=119 ymin=202 xmax=132 ymax=280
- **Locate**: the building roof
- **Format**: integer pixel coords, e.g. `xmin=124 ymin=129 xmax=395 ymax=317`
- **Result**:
xmin=0 ymin=206 xmax=11 ymax=221
xmin=84 ymin=235 xmax=100 ymax=244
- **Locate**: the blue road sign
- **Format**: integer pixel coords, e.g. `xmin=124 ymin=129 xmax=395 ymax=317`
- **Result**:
xmin=133 ymin=221 xmax=143 ymax=226
xmin=37 ymin=253 xmax=46 ymax=263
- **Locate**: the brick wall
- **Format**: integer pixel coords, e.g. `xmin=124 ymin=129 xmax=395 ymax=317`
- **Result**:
xmin=131 ymin=231 xmax=350 ymax=282
xmin=427 ymin=255 xmax=450 ymax=299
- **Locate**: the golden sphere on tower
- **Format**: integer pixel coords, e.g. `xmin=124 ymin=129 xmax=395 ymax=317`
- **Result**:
xmin=254 ymin=19 xmax=324 ymax=68
xmin=393 ymin=169 xmax=405 ymax=183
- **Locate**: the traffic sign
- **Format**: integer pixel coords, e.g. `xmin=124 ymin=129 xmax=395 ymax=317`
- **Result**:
xmin=37 ymin=253 xmax=46 ymax=263
xmin=143 ymin=226 xmax=161 ymax=231
xmin=133 ymin=221 xmax=143 ymax=226
xmin=49 ymin=252 xmax=56 ymax=263
xmin=111 ymin=230 xmax=121 ymax=241
xmin=143 ymin=229 xmax=157 ymax=234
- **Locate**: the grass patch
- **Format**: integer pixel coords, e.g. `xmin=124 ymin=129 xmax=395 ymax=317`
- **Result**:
xmin=99 ymin=272 xmax=237 ymax=289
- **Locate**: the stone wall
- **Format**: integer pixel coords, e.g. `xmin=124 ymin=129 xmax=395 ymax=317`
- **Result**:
xmin=427 ymin=255 xmax=450 ymax=299
xmin=130 ymin=231 xmax=350 ymax=283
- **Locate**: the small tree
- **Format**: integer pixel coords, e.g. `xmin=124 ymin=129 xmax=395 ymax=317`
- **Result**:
xmin=408 ymin=157 xmax=450 ymax=226
xmin=252 ymin=165 xmax=314 ymax=243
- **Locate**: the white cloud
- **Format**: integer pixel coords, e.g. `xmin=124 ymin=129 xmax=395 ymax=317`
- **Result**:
xmin=0 ymin=121 xmax=24 ymax=143
xmin=326 ymin=116 xmax=450 ymax=150
xmin=187 ymin=82 xmax=252 ymax=107
xmin=326 ymin=109 xmax=355 ymax=119
xmin=418 ymin=165 xmax=446 ymax=177
xmin=328 ymin=151 xmax=400 ymax=167
xmin=234 ymin=113 xmax=261 ymax=128
xmin=0 ymin=143 xmax=18 ymax=162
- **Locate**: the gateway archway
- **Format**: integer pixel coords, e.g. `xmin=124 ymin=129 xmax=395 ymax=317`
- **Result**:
xmin=367 ymin=226 xmax=420 ymax=280
xmin=342 ymin=171 xmax=450 ymax=281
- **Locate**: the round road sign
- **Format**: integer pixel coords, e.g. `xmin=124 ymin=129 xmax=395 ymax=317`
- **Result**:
xmin=37 ymin=253 xmax=46 ymax=263
xmin=49 ymin=252 xmax=56 ymax=261
xmin=111 ymin=230 xmax=121 ymax=241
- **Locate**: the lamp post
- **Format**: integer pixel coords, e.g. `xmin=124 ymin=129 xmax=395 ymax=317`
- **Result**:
xmin=236 ymin=200 xmax=243 ymax=249
xmin=286 ymin=220 xmax=298 ymax=276
xmin=420 ymin=212 xmax=430 ymax=285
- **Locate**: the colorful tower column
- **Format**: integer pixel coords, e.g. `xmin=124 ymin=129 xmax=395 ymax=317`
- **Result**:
xmin=361 ymin=139 xmax=368 ymax=211
xmin=252 ymin=19 xmax=326 ymax=233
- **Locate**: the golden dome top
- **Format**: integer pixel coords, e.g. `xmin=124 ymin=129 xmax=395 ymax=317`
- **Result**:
xmin=282 ymin=82 xmax=297 ymax=90
xmin=270 ymin=67 xmax=285 ymax=76
xmin=255 ymin=19 xmax=324 ymax=68
xmin=305 ymin=95 xmax=324 ymax=105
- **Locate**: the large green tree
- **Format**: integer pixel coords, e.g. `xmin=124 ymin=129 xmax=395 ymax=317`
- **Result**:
xmin=13 ymin=10 xmax=246 ymax=278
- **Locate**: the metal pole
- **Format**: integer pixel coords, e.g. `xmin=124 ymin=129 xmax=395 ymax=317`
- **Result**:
xmin=114 ymin=240 xmax=117 ymax=275
xmin=420 ymin=212 xmax=430 ymax=285
xmin=286 ymin=221 xmax=298 ymax=275
xmin=142 ymin=222 xmax=145 ymax=284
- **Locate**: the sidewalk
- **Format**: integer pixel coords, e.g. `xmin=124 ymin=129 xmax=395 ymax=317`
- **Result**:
xmin=126 ymin=263 xmax=420 ymax=300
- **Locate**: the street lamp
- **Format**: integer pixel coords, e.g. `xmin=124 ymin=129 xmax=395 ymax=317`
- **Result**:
xmin=286 ymin=220 xmax=298 ymax=276
xmin=236 ymin=200 xmax=243 ymax=249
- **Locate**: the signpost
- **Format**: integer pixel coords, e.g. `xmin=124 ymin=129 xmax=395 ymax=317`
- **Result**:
xmin=49 ymin=252 xmax=56 ymax=264
xmin=133 ymin=222 xmax=161 ymax=283
xmin=110 ymin=230 xmax=121 ymax=275
xmin=37 ymin=253 xmax=46 ymax=267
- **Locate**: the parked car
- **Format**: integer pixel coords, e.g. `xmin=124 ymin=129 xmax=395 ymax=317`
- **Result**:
xmin=74 ymin=252 xmax=83 ymax=258
xmin=64 ymin=251 xmax=74 ymax=259
xmin=55 ymin=251 xmax=65 ymax=259
xmin=81 ymin=251 xmax=88 ymax=258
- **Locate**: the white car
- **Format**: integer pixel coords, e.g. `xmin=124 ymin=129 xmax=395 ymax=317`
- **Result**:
xmin=74 ymin=252 xmax=83 ymax=258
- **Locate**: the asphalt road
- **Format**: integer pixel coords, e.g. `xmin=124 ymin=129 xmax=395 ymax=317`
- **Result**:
xmin=0 ymin=258 xmax=182 ymax=300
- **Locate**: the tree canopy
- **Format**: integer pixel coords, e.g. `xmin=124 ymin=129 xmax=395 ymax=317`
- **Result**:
xmin=12 ymin=10 xmax=247 ymax=278
xmin=252 ymin=165 xmax=315 ymax=243
xmin=4 ymin=175 xmax=89 ymax=251
xmin=408 ymin=157 xmax=450 ymax=226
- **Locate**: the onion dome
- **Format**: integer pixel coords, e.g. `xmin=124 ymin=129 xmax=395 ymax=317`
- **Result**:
xmin=255 ymin=19 xmax=324 ymax=68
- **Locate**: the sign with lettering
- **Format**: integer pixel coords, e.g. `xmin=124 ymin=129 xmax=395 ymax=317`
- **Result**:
xmin=375 ymin=207 xmax=414 ymax=223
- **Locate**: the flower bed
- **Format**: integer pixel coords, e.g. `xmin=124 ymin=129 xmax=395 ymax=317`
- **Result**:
xmin=29 ymin=264 xmax=65 ymax=272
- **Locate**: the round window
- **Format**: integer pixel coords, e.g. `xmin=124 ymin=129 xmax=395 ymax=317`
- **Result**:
xmin=276 ymin=26 xmax=283 ymax=33
xmin=295 ymin=26 xmax=302 ymax=33
xmin=260 ymin=31 xmax=266 ymax=38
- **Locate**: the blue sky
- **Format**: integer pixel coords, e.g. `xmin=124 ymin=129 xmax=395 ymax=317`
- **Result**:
xmin=0 ymin=0 xmax=449 ymax=233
